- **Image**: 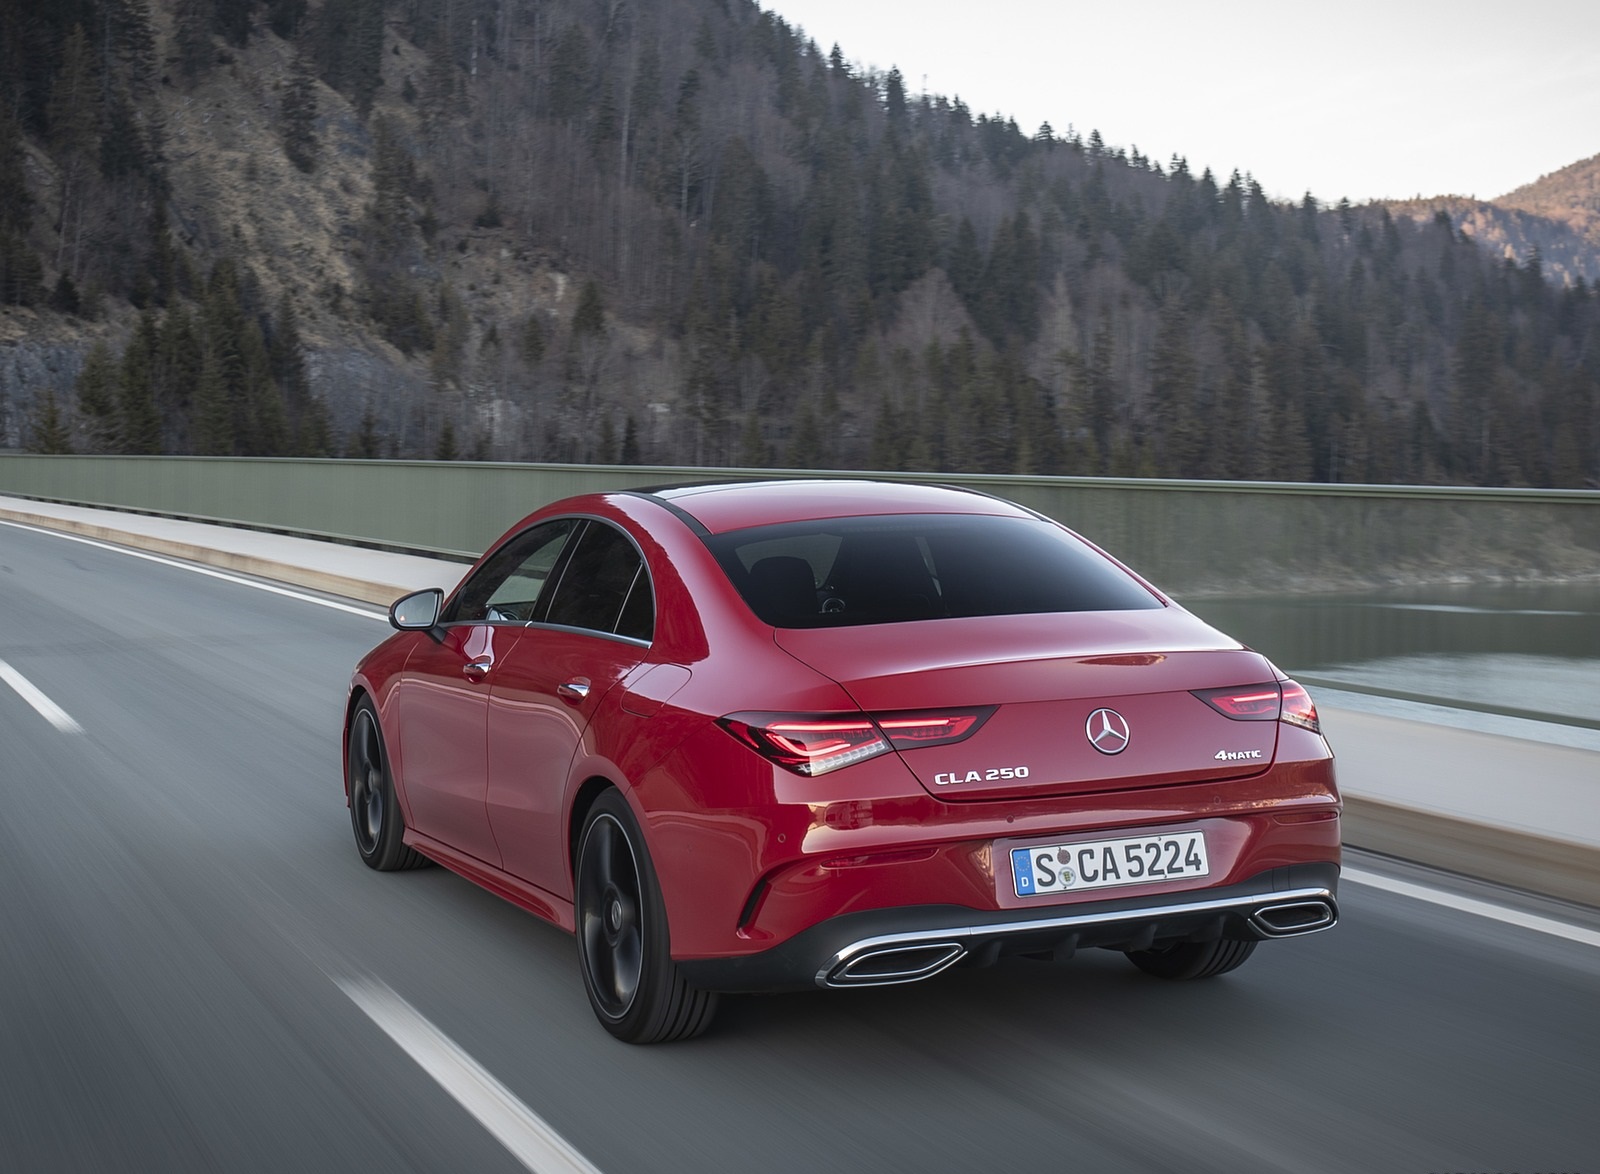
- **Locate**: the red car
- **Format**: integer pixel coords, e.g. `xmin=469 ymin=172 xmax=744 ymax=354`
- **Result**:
xmin=344 ymin=480 xmax=1340 ymax=1043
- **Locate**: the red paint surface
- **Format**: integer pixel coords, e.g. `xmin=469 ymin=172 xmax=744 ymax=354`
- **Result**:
xmin=347 ymin=483 xmax=1341 ymax=963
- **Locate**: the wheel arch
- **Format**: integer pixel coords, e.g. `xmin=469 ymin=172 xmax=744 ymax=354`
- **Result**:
xmin=341 ymin=685 xmax=374 ymax=804
xmin=568 ymin=775 xmax=622 ymax=881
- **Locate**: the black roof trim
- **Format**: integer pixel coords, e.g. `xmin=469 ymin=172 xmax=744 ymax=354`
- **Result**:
xmin=618 ymin=489 xmax=712 ymax=537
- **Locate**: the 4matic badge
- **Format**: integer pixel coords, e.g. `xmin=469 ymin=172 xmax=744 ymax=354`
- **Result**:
xmin=1215 ymin=749 xmax=1264 ymax=761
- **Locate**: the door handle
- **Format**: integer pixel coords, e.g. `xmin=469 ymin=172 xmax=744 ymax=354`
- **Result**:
xmin=557 ymin=678 xmax=591 ymax=704
xmin=462 ymin=656 xmax=494 ymax=680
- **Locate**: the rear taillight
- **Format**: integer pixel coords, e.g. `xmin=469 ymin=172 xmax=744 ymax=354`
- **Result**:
xmin=1192 ymin=684 xmax=1281 ymax=720
xmin=1278 ymin=679 xmax=1321 ymax=733
xmin=720 ymin=707 xmax=993 ymax=776
xmin=1192 ymin=680 xmax=1321 ymax=735
xmin=719 ymin=715 xmax=888 ymax=775
xmin=876 ymin=708 xmax=993 ymax=749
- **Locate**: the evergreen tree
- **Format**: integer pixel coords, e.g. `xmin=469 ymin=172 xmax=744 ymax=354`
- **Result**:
xmin=521 ymin=314 xmax=547 ymax=366
xmin=315 ymin=0 xmax=384 ymax=116
xmin=27 ymin=390 xmax=75 ymax=454
xmin=0 ymin=102 xmax=42 ymax=307
xmin=51 ymin=274 xmax=82 ymax=315
xmin=240 ymin=319 xmax=287 ymax=455
xmin=548 ymin=24 xmax=593 ymax=124
xmin=157 ymin=306 xmax=203 ymax=449
xmin=267 ymin=0 xmax=308 ymax=39
xmin=282 ymin=53 xmax=318 ymax=173
xmin=76 ymin=341 xmax=121 ymax=451
xmin=174 ymin=0 xmax=214 ymax=84
xmin=1450 ymin=297 xmax=1498 ymax=482
xmin=213 ymin=0 xmax=253 ymax=47
xmin=572 ymin=279 xmax=606 ymax=337
xmin=434 ymin=416 xmax=459 ymax=460
xmin=0 ymin=105 xmax=27 ymax=220
xmin=883 ymin=67 xmax=907 ymax=128
xmin=346 ymin=406 xmax=382 ymax=458
xmin=1150 ymin=302 xmax=1200 ymax=476
xmin=199 ymin=259 xmax=251 ymax=451
xmin=948 ymin=217 xmax=982 ymax=307
xmin=106 ymin=0 xmax=159 ymax=96
xmin=1298 ymin=192 xmax=1321 ymax=243
xmin=98 ymin=89 xmax=154 ymax=183
xmin=430 ymin=281 xmax=470 ymax=388
xmin=786 ymin=402 xmax=822 ymax=467
xmin=295 ymin=396 xmax=333 ymax=457
xmin=120 ymin=311 xmax=162 ymax=453
xmin=192 ymin=343 xmax=235 ymax=454
xmin=268 ymin=294 xmax=309 ymax=406
xmin=366 ymin=117 xmax=416 ymax=255
xmin=420 ymin=27 xmax=458 ymax=142
xmin=1012 ymin=368 xmax=1063 ymax=475
xmin=867 ymin=392 xmax=903 ymax=470
xmin=737 ymin=411 xmax=767 ymax=467
xmin=1087 ymin=321 xmax=1117 ymax=467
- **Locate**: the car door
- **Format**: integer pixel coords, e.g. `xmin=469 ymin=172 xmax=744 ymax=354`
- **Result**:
xmin=486 ymin=519 xmax=653 ymax=896
xmin=389 ymin=518 xmax=580 ymax=866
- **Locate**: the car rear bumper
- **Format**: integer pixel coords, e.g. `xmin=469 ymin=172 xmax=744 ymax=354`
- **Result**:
xmin=677 ymin=862 xmax=1339 ymax=993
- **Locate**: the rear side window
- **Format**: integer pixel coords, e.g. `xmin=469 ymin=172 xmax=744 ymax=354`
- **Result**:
xmin=543 ymin=522 xmax=653 ymax=641
xmin=706 ymin=515 xmax=1159 ymax=628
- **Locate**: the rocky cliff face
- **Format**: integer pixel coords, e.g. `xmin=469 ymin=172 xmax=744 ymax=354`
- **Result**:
xmin=1381 ymin=153 xmax=1600 ymax=287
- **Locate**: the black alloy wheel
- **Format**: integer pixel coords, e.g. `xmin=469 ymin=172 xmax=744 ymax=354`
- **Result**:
xmin=346 ymin=698 xmax=428 ymax=872
xmin=574 ymin=790 xmax=718 ymax=1044
xmin=1125 ymin=937 xmax=1257 ymax=980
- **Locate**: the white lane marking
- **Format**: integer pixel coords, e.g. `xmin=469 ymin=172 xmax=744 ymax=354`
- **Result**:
xmin=0 ymin=658 xmax=85 ymax=734
xmin=1344 ymin=867 xmax=1600 ymax=950
xmin=335 ymin=977 xmax=604 ymax=1174
xmin=0 ymin=519 xmax=387 ymax=620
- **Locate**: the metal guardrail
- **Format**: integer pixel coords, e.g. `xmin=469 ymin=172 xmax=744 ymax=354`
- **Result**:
xmin=1 ymin=454 xmax=1597 ymax=593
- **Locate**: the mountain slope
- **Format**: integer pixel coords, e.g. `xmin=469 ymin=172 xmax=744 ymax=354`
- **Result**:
xmin=1498 ymin=152 xmax=1600 ymax=243
xmin=0 ymin=0 xmax=1595 ymax=490
xmin=1381 ymin=153 xmax=1600 ymax=288
xmin=1381 ymin=195 xmax=1598 ymax=287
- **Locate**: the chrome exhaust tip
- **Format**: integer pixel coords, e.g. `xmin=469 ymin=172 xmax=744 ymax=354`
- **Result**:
xmin=1249 ymin=899 xmax=1337 ymax=938
xmin=824 ymin=942 xmax=966 ymax=987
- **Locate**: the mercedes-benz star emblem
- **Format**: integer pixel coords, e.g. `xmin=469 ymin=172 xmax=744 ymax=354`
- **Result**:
xmin=1086 ymin=708 xmax=1131 ymax=755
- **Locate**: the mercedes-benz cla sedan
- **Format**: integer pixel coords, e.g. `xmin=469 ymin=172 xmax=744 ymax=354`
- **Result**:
xmin=344 ymin=480 xmax=1340 ymax=1043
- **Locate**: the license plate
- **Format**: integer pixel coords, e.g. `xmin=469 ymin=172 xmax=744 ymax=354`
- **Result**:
xmin=1010 ymin=831 xmax=1209 ymax=897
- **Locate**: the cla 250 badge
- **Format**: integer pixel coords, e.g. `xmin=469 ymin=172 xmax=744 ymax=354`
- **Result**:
xmin=934 ymin=765 xmax=1032 ymax=785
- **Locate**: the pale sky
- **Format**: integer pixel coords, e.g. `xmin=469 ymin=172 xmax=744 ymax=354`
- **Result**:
xmin=767 ymin=0 xmax=1600 ymax=205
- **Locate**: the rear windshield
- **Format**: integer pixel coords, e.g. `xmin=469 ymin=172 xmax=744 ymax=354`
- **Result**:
xmin=705 ymin=514 xmax=1161 ymax=628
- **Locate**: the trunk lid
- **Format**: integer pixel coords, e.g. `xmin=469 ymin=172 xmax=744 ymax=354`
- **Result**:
xmin=773 ymin=609 xmax=1281 ymax=801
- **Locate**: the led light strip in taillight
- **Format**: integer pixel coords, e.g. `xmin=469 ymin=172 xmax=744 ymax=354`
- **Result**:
xmin=1277 ymin=680 xmax=1321 ymax=733
xmin=719 ymin=707 xmax=995 ymax=776
xmin=1191 ymin=680 xmax=1321 ymax=734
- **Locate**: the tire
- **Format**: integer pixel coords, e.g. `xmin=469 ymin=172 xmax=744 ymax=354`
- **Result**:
xmin=346 ymin=698 xmax=429 ymax=872
xmin=1125 ymin=938 xmax=1257 ymax=980
xmin=574 ymin=790 xmax=718 ymax=1044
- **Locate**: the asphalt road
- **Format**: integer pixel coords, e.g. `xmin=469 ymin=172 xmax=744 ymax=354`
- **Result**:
xmin=2 ymin=521 xmax=1597 ymax=1174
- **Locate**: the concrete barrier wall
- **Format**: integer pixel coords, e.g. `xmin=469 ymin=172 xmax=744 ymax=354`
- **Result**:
xmin=2 ymin=454 xmax=1596 ymax=594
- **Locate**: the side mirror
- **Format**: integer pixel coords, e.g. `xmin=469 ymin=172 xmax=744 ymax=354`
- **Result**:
xmin=389 ymin=588 xmax=444 ymax=632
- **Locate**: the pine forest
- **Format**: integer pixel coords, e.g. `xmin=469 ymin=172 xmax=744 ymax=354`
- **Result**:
xmin=1 ymin=0 xmax=1597 ymax=488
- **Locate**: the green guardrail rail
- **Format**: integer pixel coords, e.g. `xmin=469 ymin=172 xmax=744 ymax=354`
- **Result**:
xmin=1 ymin=454 xmax=1597 ymax=594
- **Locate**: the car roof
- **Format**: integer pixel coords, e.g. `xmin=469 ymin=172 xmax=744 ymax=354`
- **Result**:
xmin=636 ymin=479 xmax=1035 ymax=535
